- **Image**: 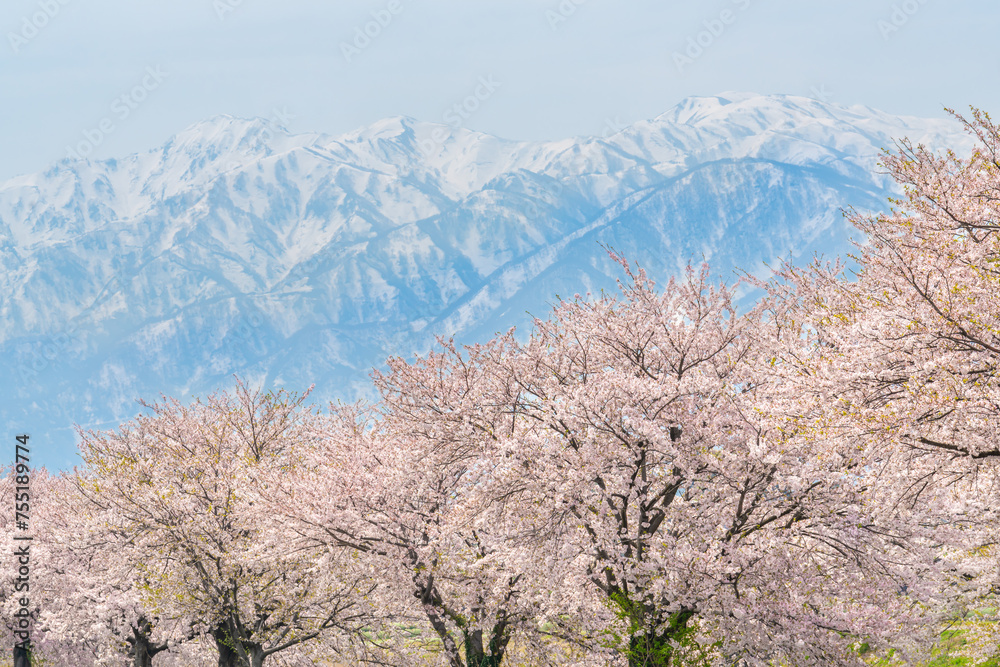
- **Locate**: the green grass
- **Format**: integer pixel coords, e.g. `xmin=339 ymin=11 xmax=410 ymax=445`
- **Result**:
xmin=923 ymin=627 xmax=1000 ymax=667
xmin=861 ymin=620 xmax=1000 ymax=667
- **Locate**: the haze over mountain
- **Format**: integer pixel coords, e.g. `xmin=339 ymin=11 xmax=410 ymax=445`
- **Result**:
xmin=0 ymin=92 xmax=973 ymax=468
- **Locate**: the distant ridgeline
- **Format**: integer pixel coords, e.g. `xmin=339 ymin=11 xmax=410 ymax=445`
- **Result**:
xmin=0 ymin=92 xmax=973 ymax=467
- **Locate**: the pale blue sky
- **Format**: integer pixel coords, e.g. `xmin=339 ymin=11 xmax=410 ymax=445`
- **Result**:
xmin=1 ymin=0 xmax=995 ymax=181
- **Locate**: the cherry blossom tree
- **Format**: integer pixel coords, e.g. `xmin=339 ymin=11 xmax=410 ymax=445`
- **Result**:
xmin=750 ymin=107 xmax=1000 ymax=662
xmin=60 ymin=467 xmax=205 ymax=667
xmin=1 ymin=467 xmax=192 ymax=667
xmin=276 ymin=345 xmax=584 ymax=667
xmin=75 ymin=380 xmax=371 ymax=667
xmin=479 ymin=256 xmax=945 ymax=666
xmin=756 ymin=108 xmax=1000 ymax=460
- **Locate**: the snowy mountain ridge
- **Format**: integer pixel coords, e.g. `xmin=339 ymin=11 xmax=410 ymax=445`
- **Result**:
xmin=0 ymin=93 xmax=974 ymax=467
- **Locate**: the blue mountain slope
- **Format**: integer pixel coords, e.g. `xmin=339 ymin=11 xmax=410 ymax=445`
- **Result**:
xmin=0 ymin=93 xmax=974 ymax=468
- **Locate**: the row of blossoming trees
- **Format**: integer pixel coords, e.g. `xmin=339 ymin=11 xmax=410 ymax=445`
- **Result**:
xmin=5 ymin=108 xmax=1000 ymax=667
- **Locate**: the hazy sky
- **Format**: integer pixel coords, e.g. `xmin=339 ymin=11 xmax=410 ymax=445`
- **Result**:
xmin=1 ymin=0 xmax=996 ymax=181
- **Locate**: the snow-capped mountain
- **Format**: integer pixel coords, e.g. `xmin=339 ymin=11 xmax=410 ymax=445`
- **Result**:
xmin=0 ymin=93 xmax=974 ymax=468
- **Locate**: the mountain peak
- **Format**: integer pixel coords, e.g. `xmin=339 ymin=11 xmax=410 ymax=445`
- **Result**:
xmin=341 ymin=115 xmax=421 ymax=142
xmin=163 ymin=115 xmax=291 ymax=157
xmin=656 ymin=92 xmax=827 ymax=126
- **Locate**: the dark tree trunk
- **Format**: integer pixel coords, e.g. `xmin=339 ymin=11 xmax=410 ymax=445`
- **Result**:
xmin=133 ymin=641 xmax=154 ymax=667
xmin=465 ymin=629 xmax=488 ymax=667
xmin=464 ymin=621 xmax=510 ymax=667
xmin=413 ymin=571 xmax=464 ymax=667
xmin=213 ymin=624 xmax=267 ymax=667
xmin=13 ymin=645 xmax=30 ymax=667
xmin=412 ymin=564 xmax=513 ymax=667
xmin=249 ymin=645 xmax=267 ymax=667
xmin=214 ymin=626 xmax=240 ymax=667
xmin=128 ymin=618 xmax=168 ymax=667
